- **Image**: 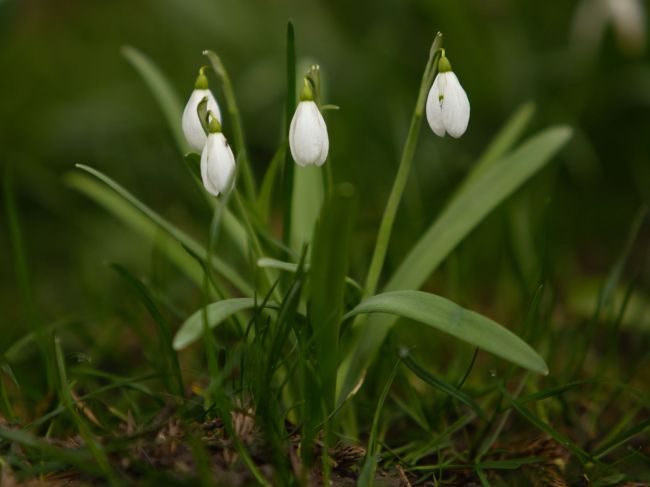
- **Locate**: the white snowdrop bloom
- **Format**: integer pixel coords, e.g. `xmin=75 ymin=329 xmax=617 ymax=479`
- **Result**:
xmin=571 ymin=0 xmax=645 ymax=54
xmin=426 ymin=54 xmax=470 ymax=139
xmin=606 ymin=0 xmax=646 ymax=52
xmin=200 ymin=114 xmax=235 ymax=197
xmin=182 ymin=67 xmax=222 ymax=152
xmin=289 ymin=79 xmax=329 ymax=167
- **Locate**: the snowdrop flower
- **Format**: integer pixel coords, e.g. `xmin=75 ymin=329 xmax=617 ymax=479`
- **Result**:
xmin=200 ymin=113 xmax=235 ymax=197
xmin=426 ymin=53 xmax=470 ymax=138
xmin=289 ymin=78 xmax=329 ymax=167
xmin=182 ymin=67 xmax=222 ymax=152
xmin=572 ymin=0 xmax=646 ymax=55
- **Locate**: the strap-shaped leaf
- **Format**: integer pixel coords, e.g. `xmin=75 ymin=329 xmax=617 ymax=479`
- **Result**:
xmin=337 ymin=125 xmax=570 ymax=403
xmin=173 ymin=298 xmax=278 ymax=350
xmin=72 ymin=165 xmax=252 ymax=295
xmin=343 ymin=290 xmax=548 ymax=375
xmin=387 ymin=126 xmax=571 ymax=292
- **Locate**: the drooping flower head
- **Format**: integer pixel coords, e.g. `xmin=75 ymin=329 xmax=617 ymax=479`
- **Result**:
xmin=426 ymin=52 xmax=470 ymax=138
xmin=182 ymin=67 xmax=222 ymax=152
xmin=200 ymin=112 xmax=235 ymax=197
xmin=289 ymin=77 xmax=329 ymax=167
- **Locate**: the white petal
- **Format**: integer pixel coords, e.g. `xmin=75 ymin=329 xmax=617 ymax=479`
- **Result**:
xmin=182 ymin=89 xmax=222 ymax=152
xmin=440 ymin=72 xmax=470 ymax=139
xmin=607 ymin=0 xmax=646 ymax=51
xmin=200 ymin=133 xmax=235 ymax=196
xmin=426 ymin=75 xmax=446 ymax=137
xmin=289 ymin=101 xmax=329 ymax=166
xmin=200 ymin=136 xmax=221 ymax=196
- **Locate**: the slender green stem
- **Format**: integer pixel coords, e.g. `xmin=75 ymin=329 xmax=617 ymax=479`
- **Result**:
xmin=233 ymin=191 xmax=282 ymax=301
xmin=363 ymin=33 xmax=443 ymax=297
xmin=282 ymin=21 xmax=296 ymax=253
xmin=203 ymin=50 xmax=257 ymax=201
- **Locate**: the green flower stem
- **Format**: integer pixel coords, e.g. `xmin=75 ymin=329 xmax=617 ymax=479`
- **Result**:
xmin=282 ymin=21 xmax=296 ymax=254
xmin=203 ymin=50 xmax=257 ymax=201
xmin=363 ymin=33 xmax=443 ymax=298
xmin=233 ymin=190 xmax=281 ymax=301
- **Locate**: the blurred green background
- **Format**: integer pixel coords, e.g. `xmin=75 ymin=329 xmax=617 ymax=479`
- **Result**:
xmin=1 ymin=0 xmax=649 ymax=357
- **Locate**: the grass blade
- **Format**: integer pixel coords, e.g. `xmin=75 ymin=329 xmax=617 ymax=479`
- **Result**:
xmin=401 ymin=352 xmax=485 ymax=419
xmin=110 ymin=264 xmax=184 ymax=398
xmin=3 ymin=166 xmax=54 ymax=389
xmin=54 ymin=337 xmax=117 ymax=484
xmin=592 ymin=417 xmax=650 ymax=460
xmin=357 ymin=358 xmax=401 ymax=487
xmin=498 ymin=381 xmax=590 ymax=464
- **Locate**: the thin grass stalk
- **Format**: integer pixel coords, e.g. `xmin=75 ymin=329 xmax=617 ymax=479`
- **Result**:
xmin=3 ymin=166 xmax=55 ymax=390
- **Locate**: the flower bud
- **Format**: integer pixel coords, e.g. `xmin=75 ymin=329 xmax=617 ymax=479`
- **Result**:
xmin=289 ymin=79 xmax=329 ymax=167
xmin=200 ymin=112 xmax=235 ymax=196
xmin=182 ymin=67 xmax=222 ymax=152
xmin=426 ymin=54 xmax=470 ymax=138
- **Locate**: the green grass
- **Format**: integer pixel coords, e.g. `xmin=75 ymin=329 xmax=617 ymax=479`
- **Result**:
xmin=1 ymin=18 xmax=649 ymax=487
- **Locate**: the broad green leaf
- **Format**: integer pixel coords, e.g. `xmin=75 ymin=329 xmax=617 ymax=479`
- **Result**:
xmin=337 ymin=126 xmax=571 ymax=403
xmin=121 ymin=45 xmax=188 ymax=153
xmin=388 ymin=126 xmax=571 ymax=291
xmin=70 ymin=165 xmax=252 ymax=295
xmin=462 ymin=101 xmax=536 ymax=188
xmin=291 ymin=165 xmax=324 ymax=251
xmin=343 ymin=291 xmax=548 ymax=375
xmin=173 ymin=298 xmax=278 ymax=350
